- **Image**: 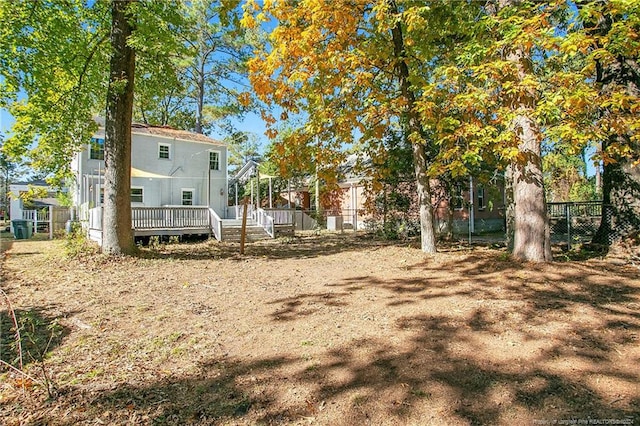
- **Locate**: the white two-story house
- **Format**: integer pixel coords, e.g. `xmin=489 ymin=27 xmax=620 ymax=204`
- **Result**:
xmin=69 ymin=122 xmax=228 ymax=221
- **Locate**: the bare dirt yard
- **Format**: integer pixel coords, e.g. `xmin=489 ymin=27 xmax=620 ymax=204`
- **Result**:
xmin=1 ymin=232 xmax=639 ymax=426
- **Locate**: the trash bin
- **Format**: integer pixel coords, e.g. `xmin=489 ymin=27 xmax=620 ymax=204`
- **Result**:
xmin=12 ymin=219 xmax=33 ymax=239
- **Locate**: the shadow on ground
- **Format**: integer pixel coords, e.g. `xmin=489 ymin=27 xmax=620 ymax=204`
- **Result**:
xmin=137 ymin=232 xmax=399 ymax=261
xmin=42 ymin=251 xmax=639 ymax=425
xmin=0 ymin=307 xmax=73 ymax=373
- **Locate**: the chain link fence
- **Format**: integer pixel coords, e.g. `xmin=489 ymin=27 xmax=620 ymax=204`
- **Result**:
xmin=548 ymin=201 xmax=602 ymax=248
xmin=315 ymin=201 xmax=636 ymax=250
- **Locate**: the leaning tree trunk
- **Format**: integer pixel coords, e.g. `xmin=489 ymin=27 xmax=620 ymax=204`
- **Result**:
xmin=102 ymin=0 xmax=136 ymax=255
xmin=389 ymin=0 xmax=437 ymax=253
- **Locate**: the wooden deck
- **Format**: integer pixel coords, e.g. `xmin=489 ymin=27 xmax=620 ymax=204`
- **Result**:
xmin=132 ymin=207 xmax=212 ymax=237
xmin=86 ymin=206 xmax=296 ymax=243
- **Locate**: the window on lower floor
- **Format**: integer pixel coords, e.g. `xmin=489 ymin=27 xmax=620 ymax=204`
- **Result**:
xmin=182 ymin=190 xmax=193 ymax=206
xmin=131 ymin=187 xmax=143 ymax=203
xmin=453 ymin=185 xmax=464 ymax=210
xmin=477 ymin=186 xmax=486 ymax=210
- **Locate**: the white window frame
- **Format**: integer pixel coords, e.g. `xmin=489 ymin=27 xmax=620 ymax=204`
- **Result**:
xmin=181 ymin=189 xmax=194 ymax=206
xmin=131 ymin=187 xmax=144 ymax=203
xmin=158 ymin=143 xmax=171 ymax=160
xmin=90 ymin=138 xmax=104 ymax=160
xmin=209 ymin=150 xmax=220 ymax=171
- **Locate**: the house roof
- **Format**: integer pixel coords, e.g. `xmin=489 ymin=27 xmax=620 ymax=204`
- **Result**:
xmin=10 ymin=179 xmax=51 ymax=187
xmin=93 ymin=117 xmax=225 ymax=146
xmin=130 ymin=123 xmax=226 ymax=146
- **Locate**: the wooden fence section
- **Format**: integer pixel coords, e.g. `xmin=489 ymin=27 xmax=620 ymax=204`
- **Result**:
xmin=22 ymin=206 xmax=71 ymax=238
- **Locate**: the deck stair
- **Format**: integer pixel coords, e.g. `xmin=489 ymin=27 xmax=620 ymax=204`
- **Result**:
xmin=221 ymin=219 xmax=272 ymax=242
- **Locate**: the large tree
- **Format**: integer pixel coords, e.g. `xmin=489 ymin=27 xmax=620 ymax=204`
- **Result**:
xmin=0 ymin=0 xmax=182 ymax=254
xmin=102 ymin=0 xmax=136 ymax=255
xmin=418 ymin=0 xmax=583 ymax=261
xmin=132 ymin=0 xmax=261 ymax=136
xmin=244 ymin=0 xmax=483 ymax=253
xmin=582 ymin=2 xmax=640 ymax=245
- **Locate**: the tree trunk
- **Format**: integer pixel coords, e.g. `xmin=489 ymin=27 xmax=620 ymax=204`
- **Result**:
xmin=389 ymin=0 xmax=436 ymax=253
xmin=503 ymin=29 xmax=551 ymax=261
xmin=195 ymin=60 xmax=205 ymax=134
xmin=102 ymin=0 xmax=135 ymax=255
xmin=511 ymin=115 xmax=551 ymax=261
xmin=594 ymin=136 xmax=640 ymax=245
xmin=504 ymin=164 xmax=515 ymax=252
xmin=595 ymin=157 xmax=602 ymax=197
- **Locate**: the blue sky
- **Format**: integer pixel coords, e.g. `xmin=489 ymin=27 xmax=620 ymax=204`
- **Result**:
xmin=0 ymin=108 xmax=15 ymax=139
xmin=0 ymin=103 xmax=272 ymax=153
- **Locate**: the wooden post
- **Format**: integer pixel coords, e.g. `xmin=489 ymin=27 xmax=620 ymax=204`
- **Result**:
xmin=49 ymin=206 xmax=53 ymax=240
xmin=256 ymin=168 xmax=260 ymax=210
xmin=240 ymin=196 xmax=249 ymax=255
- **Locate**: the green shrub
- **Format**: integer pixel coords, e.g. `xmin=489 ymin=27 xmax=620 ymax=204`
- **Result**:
xmin=63 ymin=225 xmax=99 ymax=259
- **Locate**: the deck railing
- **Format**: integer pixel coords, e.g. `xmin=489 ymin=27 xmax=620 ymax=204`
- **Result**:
xmin=208 ymin=208 xmax=222 ymax=241
xmin=132 ymin=206 xmax=210 ymax=229
xmin=255 ymin=208 xmax=275 ymax=238
xmin=262 ymin=208 xmax=295 ymax=225
xmin=89 ymin=207 xmax=102 ymax=230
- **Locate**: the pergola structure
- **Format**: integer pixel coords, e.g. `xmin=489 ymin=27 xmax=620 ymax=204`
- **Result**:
xmin=231 ymin=160 xmax=305 ymax=211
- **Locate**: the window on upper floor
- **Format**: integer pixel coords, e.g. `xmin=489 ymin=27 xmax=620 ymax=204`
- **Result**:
xmin=90 ymin=138 xmax=104 ymax=160
xmin=209 ymin=151 xmax=220 ymax=171
xmin=131 ymin=187 xmax=143 ymax=203
xmin=159 ymin=143 xmax=170 ymax=160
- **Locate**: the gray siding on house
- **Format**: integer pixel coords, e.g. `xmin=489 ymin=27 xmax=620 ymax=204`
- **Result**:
xmin=70 ymin=127 xmax=228 ymax=218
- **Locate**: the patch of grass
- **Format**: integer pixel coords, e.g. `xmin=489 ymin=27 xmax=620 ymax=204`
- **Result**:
xmin=410 ymin=388 xmax=431 ymax=399
xmin=497 ymin=252 xmax=511 ymax=261
xmin=305 ymin=362 xmax=320 ymax=372
xmin=83 ymin=368 xmax=104 ymax=379
xmin=63 ymin=226 xmax=100 ymax=259
xmin=352 ymin=393 xmax=369 ymax=407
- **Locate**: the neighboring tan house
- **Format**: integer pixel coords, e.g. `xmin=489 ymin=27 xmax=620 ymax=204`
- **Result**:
xmin=69 ymin=122 xmax=228 ymax=219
